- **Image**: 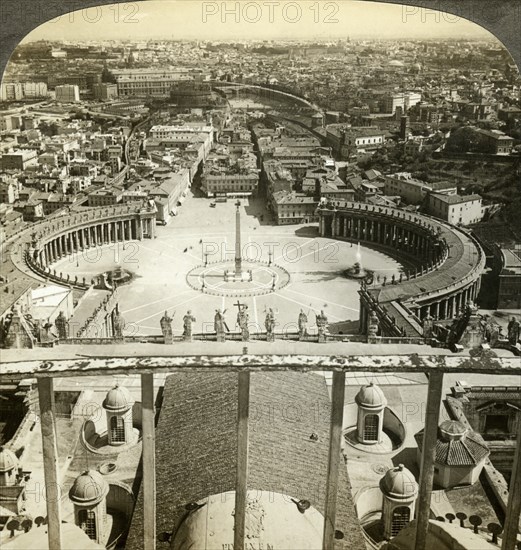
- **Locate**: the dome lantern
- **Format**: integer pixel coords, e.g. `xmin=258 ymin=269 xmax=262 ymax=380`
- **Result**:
xmin=102 ymin=384 xmax=135 ymax=446
xmin=380 ymin=464 xmax=418 ymax=540
xmin=69 ymin=470 xmax=109 ymax=545
xmin=355 ymin=382 xmax=387 ymax=445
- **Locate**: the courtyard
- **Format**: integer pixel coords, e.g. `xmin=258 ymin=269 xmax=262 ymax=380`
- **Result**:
xmin=52 ymin=194 xmax=404 ymax=338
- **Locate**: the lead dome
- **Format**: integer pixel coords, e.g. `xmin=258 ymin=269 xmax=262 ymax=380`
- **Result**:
xmin=69 ymin=470 xmax=109 ymax=506
xmin=102 ymin=384 xmax=134 ymax=413
xmin=380 ymin=464 xmax=418 ymax=500
xmin=355 ymin=382 xmax=387 ymax=409
xmin=0 ymin=447 xmax=18 ymax=473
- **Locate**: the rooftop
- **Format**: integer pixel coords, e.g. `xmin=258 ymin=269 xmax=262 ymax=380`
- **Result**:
xmin=126 ymin=371 xmax=366 ymax=550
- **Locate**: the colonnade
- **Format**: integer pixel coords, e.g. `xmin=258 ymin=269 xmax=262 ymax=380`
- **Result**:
xmin=35 ymin=216 xmax=155 ymax=268
xmin=317 ymin=204 xmax=485 ymax=335
xmin=319 ymin=210 xmax=443 ymax=267
xmin=416 ymin=280 xmax=482 ymax=321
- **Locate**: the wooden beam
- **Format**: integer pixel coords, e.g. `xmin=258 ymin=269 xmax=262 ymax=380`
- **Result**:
xmin=2 ymin=354 xmax=520 ymax=382
xmin=323 ymin=370 xmax=346 ymax=549
xmin=141 ymin=373 xmax=156 ymax=550
xmin=501 ymin=415 xmax=521 ymax=550
xmin=234 ymin=371 xmax=250 ymax=550
xmin=414 ymin=371 xmax=444 ymax=550
xmin=37 ymin=377 xmax=62 ymax=550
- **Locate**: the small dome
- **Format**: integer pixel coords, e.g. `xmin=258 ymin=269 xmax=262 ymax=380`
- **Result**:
xmin=69 ymin=470 xmax=109 ymax=506
xmin=415 ymin=422 xmax=490 ymax=466
xmin=380 ymin=464 xmax=418 ymax=500
xmin=0 ymin=447 xmax=18 ymax=473
xmin=103 ymin=384 xmax=134 ymax=413
xmin=355 ymin=382 xmax=387 ymax=409
xmin=439 ymin=420 xmax=467 ymax=441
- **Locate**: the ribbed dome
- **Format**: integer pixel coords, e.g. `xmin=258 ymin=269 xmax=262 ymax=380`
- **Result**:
xmin=415 ymin=422 xmax=490 ymax=467
xmin=439 ymin=420 xmax=467 ymax=441
xmin=69 ymin=470 xmax=109 ymax=506
xmin=380 ymin=464 xmax=418 ymax=500
xmin=102 ymin=384 xmax=134 ymax=413
xmin=355 ymin=382 xmax=387 ymax=409
xmin=0 ymin=447 xmax=18 ymax=473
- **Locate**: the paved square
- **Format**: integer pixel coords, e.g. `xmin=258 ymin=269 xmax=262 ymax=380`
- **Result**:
xmin=53 ymin=194 xmax=404 ymax=337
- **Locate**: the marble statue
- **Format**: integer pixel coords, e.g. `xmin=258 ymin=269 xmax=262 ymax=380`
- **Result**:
xmin=265 ymin=308 xmax=276 ymax=342
xmin=298 ymin=309 xmax=308 ymax=340
xmin=422 ymin=313 xmax=434 ymax=339
xmin=112 ymin=304 xmax=125 ymax=340
xmin=55 ymin=311 xmax=69 ymax=340
xmin=316 ymin=310 xmax=329 ymax=342
xmin=237 ymin=304 xmax=250 ymax=342
xmin=507 ymin=317 xmax=520 ymax=346
xmin=368 ymin=310 xmax=380 ymax=338
xmin=183 ymin=310 xmax=196 ymax=341
xmin=160 ymin=310 xmax=174 ymax=344
xmin=214 ymin=309 xmax=227 ymax=342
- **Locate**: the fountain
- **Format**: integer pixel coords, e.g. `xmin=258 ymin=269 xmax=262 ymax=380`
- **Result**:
xmin=345 ymin=242 xmax=371 ymax=280
xmin=96 ymin=265 xmax=135 ymax=290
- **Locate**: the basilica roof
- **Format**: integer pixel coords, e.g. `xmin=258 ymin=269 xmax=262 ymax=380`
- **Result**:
xmin=126 ymin=372 xmax=366 ymax=550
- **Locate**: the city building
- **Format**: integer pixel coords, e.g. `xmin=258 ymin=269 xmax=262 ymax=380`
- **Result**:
xmin=382 ymin=91 xmax=422 ymax=114
xmin=272 ymin=191 xmax=318 ymax=224
xmin=201 ymin=171 xmax=259 ymax=198
xmin=384 ymin=173 xmax=457 ymax=205
xmin=476 ymin=129 xmax=514 ymax=155
xmin=0 ymin=83 xmax=23 ymax=102
xmin=496 ymin=248 xmax=521 ymax=309
xmin=21 ymin=82 xmax=48 ymax=98
xmin=55 ymin=84 xmax=80 ymax=103
xmin=426 ymin=192 xmax=483 ymax=226
xmin=0 ymin=150 xmax=38 ymax=171
xmin=92 ymin=83 xmax=118 ymax=100
xmin=113 ymin=68 xmax=208 ymax=97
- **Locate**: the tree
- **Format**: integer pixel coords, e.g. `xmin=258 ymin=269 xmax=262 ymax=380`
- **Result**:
xmin=446 ymin=126 xmax=481 ymax=153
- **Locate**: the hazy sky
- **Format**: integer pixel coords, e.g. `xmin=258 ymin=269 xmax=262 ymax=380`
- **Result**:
xmin=22 ymin=0 xmax=496 ymax=43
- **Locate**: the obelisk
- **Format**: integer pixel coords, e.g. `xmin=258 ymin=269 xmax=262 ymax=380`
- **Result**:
xmin=235 ymin=199 xmax=242 ymax=277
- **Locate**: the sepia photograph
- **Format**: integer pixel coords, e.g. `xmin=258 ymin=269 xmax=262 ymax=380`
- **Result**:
xmin=0 ymin=1 xmax=520 ymax=549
